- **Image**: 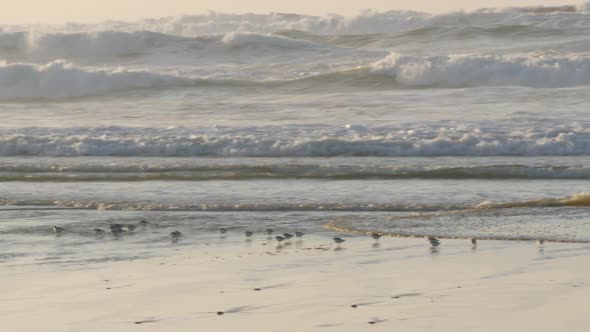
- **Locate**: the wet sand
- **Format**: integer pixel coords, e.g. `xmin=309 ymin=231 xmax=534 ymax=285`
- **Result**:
xmin=2 ymin=236 xmax=590 ymax=331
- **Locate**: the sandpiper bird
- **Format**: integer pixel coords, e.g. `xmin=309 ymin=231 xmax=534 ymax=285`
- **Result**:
xmin=275 ymin=235 xmax=285 ymax=244
xmin=245 ymin=231 xmax=253 ymax=238
xmin=126 ymin=224 xmax=137 ymax=231
xmin=219 ymin=227 xmax=228 ymax=235
xmin=428 ymin=237 xmax=441 ymax=247
xmin=265 ymin=229 xmax=274 ymax=236
xmin=470 ymin=238 xmax=477 ymax=246
xmin=170 ymin=230 xmax=182 ymax=238
xmin=295 ymin=231 xmax=304 ymax=238
xmin=53 ymin=226 xmax=64 ymax=233
xmin=537 ymin=239 xmax=545 ymax=246
xmin=138 ymin=219 xmax=150 ymax=227
xmin=371 ymin=233 xmax=382 ymax=242
xmin=333 ymin=237 xmax=345 ymax=246
xmin=93 ymin=228 xmax=105 ymax=235
xmin=108 ymin=224 xmax=124 ymax=234
xmin=283 ymin=233 xmax=294 ymax=240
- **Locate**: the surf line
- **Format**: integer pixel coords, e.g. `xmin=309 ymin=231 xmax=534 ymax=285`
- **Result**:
xmin=324 ymin=193 xmax=590 ymax=243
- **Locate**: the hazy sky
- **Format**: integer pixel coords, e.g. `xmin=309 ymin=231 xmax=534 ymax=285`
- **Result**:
xmin=3 ymin=0 xmax=575 ymax=24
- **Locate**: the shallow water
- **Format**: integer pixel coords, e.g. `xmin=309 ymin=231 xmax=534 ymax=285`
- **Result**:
xmin=1 ymin=5 xmax=589 ymax=266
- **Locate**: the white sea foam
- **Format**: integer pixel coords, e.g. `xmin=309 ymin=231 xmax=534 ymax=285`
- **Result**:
xmin=0 ymin=60 xmax=194 ymax=99
xmin=3 ymin=6 xmax=589 ymax=37
xmin=0 ymin=31 xmax=157 ymax=59
xmin=4 ymin=50 xmax=590 ymax=100
xmin=221 ymin=32 xmax=316 ymax=49
xmin=370 ymin=52 xmax=590 ymax=88
xmin=1 ymin=125 xmax=588 ymax=157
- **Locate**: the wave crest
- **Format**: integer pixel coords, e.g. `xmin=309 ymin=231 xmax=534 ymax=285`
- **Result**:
xmin=0 ymin=60 xmax=194 ymax=99
xmin=1 ymin=124 xmax=589 ymax=157
xmin=370 ymin=52 xmax=590 ymax=88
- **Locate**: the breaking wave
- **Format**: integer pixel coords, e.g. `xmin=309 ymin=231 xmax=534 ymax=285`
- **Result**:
xmin=1 ymin=124 xmax=589 ymax=157
xmin=476 ymin=192 xmax=590 ymax=209
xmin=0 ymin=30 xmax=322 ymax=62
xmin=370 ymin=52 xmax=590 ymax=88
xmin=3 ymin=4 xmax=590 ymax=37
xmin=3 ymin=50 xmax=590 ymax=100
xmin=0 ymin=60 xmax=197 ymax=99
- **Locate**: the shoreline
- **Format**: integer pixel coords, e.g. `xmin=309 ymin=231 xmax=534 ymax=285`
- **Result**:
xmin=2 ymin=236 xmax=589 ymax=331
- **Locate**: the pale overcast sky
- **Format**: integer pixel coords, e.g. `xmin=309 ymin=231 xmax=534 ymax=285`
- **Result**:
xmin=2 ymin=0 xmax=577 ymax=24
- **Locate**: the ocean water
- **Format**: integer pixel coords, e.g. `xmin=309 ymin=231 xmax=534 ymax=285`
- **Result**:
xmin=1 ymin=4 xmax=590 ymax=266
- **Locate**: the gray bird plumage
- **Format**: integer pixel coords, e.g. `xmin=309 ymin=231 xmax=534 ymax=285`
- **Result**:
xmin=428 ymin=237 xmax=441 ymax=247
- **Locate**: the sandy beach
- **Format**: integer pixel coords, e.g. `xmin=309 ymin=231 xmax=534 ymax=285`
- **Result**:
xmin=2 ymin=236 xmax=589 ymax=332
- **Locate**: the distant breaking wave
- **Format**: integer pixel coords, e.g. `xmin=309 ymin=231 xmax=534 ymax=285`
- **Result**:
xmin=3 ymin=51 xmax=590 ymax=99
xmin=3 ymin=4 xmax=590 ymax=36
xmin=1 ymin=124 xmax=589 ymax=157
xmin=0 ymin=61 xmax=195 ymax=99
xmin=0 ymin=30 xmax=322 ymax=62
xmin=370 ymin=52 xmax=590 ymax=88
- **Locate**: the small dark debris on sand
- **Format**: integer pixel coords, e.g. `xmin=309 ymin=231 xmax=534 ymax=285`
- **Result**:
xmin=392 ymin=292 xmax=422 ymax=299
xmin=217 ymin=311 xmax=224 ymax=316
xmin=133 ymin=319 xmax=158 ymax=325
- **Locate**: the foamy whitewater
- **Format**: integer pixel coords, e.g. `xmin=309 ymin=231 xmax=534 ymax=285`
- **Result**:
xmin=1 ymin=4 xmax=590 ymax=266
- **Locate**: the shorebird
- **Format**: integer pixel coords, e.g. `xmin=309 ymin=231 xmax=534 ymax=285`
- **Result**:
xmin=333 ymin=237 xmax=345 ymax=247
xmin=295 ymin=231 xmax=304 ymax=238
xmin=537 ymin=239 xmax=545 ymax=246
xmin=219 ymin=228 xmax=228 ymax=235
xmin=126 ymin=224 xmax=137 ymax=231
xmin=470 ymin=238 xmax=477 ymax=246
xmin=283 ymin=233 xmax=294 ymax=240
xmin=265 ymin=229 xmax=273 ymax=236
xmin=428 ymin=237 xmax=441 ymax=247
xmin=108 ymin=224 xmax=124 ymax=234
xmin=170 ymin=230 xmax=183 ymax=239
xmin=53 ymin=226 xmax=64 ymax=233
xmin=371 ymin=233 xmax=382 ymax=242
xmin=275 ymin=236 xmax=285 ymax=244
xmin=138 ymin=220 xmax=150 ymax=227
xmin=93 ymin=228 xmax=105 ymax=235
xmin=245 ymin=231 xmax=253 ymax=238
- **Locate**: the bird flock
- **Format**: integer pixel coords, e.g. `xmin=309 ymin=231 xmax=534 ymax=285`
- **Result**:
xmin=53 ymin=220 xmax=151 ymax=236
xmin=51 ymin=224 xmax=547 ymax=248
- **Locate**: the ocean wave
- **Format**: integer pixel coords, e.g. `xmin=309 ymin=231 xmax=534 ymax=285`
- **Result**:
xmin=221 ymin=31 xmax=317 ymax=49
xmin=0 ymin=60 xmax=198 ymax=99
xmin=0 ymin=198 xmax=465 ymax=212
xmin=1 ymin=193 xmax=588 ymax=212
xmin=2 ymin=164 xmax=590 ymax=181
xmin=3 ymin=50 xmax=590 ymax=100
xmin=326 ymin=192 xmax=590 ymax=243
xmin=0 ymin=30 xmax=166 ymax=58
xmin=476 ymin=192 xmax=590 ymax=209
xmin=3 ymin=5 xmax=590 ymax=37
xmin=1 ymin=125 xmax=589 ymax=157
xmin=0 ymin=30 xmax=324 ymax=62
xmin=370 ymin=52 xmax=590 ymax=88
